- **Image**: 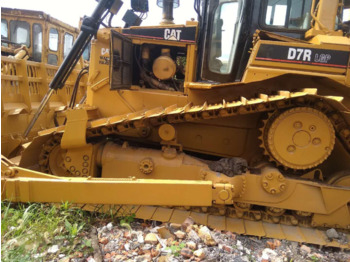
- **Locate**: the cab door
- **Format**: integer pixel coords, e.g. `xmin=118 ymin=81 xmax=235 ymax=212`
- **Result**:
xmin=110 ymin=30 xmax=133 ymax=90
xmin=200 ymin=0 xmax=245 ymax=83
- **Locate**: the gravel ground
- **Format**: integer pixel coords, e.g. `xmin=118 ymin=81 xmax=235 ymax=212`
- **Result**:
xmin=75 ymin=217 xmax=350 ymax=262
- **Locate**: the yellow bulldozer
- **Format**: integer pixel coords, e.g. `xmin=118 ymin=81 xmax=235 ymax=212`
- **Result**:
xmin=1 ymin=7 xmax=88 ymax=157
xmin=2 ymin=0 xmax=350 ymax=248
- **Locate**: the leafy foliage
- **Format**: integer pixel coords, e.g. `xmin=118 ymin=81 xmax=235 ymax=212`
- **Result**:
xmin=1 ymin=202 xmax=93 ymax=262
xmin=166 ymin=242 xmax=186 ymax=257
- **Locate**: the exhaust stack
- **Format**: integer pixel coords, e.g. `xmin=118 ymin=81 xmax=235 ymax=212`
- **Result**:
xmin=157 ymin=0 xmax=180 ymax=25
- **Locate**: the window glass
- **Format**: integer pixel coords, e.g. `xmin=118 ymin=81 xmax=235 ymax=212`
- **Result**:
xmin=48 ymin=54 xmax=58 ymax=65
xmin=49 ymin=28 xmax=59 ymax=51
xmin=33 ymin=24 xmax=42 ymax=62
xmin=209 ymin=1 xmax=240 ymax=74
xmin=10 ymin=20 xmax=30 ymax=46
xmin=264 ymin=0 xmax=312 ymax=30
xmin=82 ymin=42 xmax=91 ymax=61
xmin=1 ymin=19 xmax=8 ymax=47
xmin=343 ymin=8 xmax=350 ymax=22
xmin=63 ymin=33 xmax=74 ymax=58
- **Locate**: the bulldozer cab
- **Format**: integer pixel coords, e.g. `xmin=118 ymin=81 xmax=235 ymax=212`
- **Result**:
xmin=199 ymin=0 xmax=323 ymax=83
xmin=1 ymin=8 xmax=80 ymax=65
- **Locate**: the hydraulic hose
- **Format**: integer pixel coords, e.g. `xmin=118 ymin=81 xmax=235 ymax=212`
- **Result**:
xmin=24 ymin=0 xmax=116 ymax=137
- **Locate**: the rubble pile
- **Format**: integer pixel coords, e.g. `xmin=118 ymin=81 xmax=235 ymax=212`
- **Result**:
xmin=87 ymin=217 xmax=350 ymax=262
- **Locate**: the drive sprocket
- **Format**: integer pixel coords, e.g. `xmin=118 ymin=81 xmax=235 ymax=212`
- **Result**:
xmin=260 ymin=107 xmax=335 ymax=170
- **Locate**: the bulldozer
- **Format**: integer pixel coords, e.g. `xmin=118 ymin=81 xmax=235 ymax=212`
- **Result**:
xmin=2 ymin=0 xmax=350 ymax=248
xmin=1 ymin=7 xmax=88 ymax=158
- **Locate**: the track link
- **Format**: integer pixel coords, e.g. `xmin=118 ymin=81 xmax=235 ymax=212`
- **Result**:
xmin=39 ymin=88 xmax=350 ymax=156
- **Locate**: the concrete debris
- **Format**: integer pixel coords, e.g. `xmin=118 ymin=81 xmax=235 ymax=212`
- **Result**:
xmin=106 ymin=222 xmax=113 ymax=231
xmin=174 ymin=230 xmax=186 ymax=239
xmin=193 ymin=248 xmax=206 ymax=259
xmin=145 ymin=233 xmax=158 ymax=244
xmin=158 ymin=226 xmax=174 ymax=239
xmin=186 ymin=241 xmax=196 ymax=250
xmin=47 ymin=245 xmax=59 ymax=254
xmin=326 ymin=228 xmax=339 ymax=240
xmin=180 ymin=248 xmax=193 ymax=258
xmin=300 ymin=244 xmax=311 ymax=254
xmin=91 ymin=218 xmax=350 ymax=262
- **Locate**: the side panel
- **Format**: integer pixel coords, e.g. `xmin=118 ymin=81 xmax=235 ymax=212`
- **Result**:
xmin=255 ymin=43 xmax=349 ymax=71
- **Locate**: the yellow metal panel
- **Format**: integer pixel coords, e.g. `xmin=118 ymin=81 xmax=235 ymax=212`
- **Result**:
xmin=61 ymin=109 xmax=88 ymax=149
xmin=281 ymin=225 xmax=306 ymax=243
xmin=2 ymin=177 xmax=213 ymax=206
xmin=207 ymin=215 xmax=226 ymax=231
xmin=226 ymin=217 xmax=245 ymax=234
xmin=169 ymin=209 xmax=191 ymax=224
xmin=262 ymin=222 xmax=285 ymax=240
xmin=188 ymin=211 xmax=208 ymax=226
xmin=244 ymin=220 xmax=265 ymax=237
xmin=152 ymin=207 xmax=174 ymax=222
xmin=299 ymin=228 xmax=327 ymax=246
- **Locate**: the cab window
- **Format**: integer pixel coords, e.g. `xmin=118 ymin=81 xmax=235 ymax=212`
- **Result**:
xmin=208 ymin=0 xmax=242 ymax=74
xmin=1 ymin=19 xmax=8 ymax=47
xmin=263 ymin=0 xmax=312 ymax=30
xmin=10 ymin=20 xmax=30 ymax=47
xmin=63 ymin=33 xmax=74 ymax=58
xmin=49 ymin=28 xmax=59 ymax=51
xmin=82 ymin=42 xmax=91 ymax=61
xmin=33 ymin=23 xmax=42 ymax=62
xmin=48 ymin=54 xmax=58 ymax=65
xmin=343 ymin=8 xmax=350 ymax=22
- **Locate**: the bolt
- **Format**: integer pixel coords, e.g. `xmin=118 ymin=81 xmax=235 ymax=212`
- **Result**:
xmin=141 ymin=128 xmax=148 ymax=136
xmin=312 ymin=138 xmax=321 ymax=145
xmin=287 ymin=145 xmax=296 ymax=152
xmin=4 ymin=169 xmax=14 ymax=177
xmin=83 ymin=155 xmax=89 ymax=161
xmin=266 ymin=173 xmax=273 ymax=180
xmin=293 ymin=121 xmax=302 ymax=129
xmin=309 ymin=125 xmax=316 ymax=131
xmin=69 ymin=166 xmax=76 ymax=172
xmin=219 ymin=190 xmax=230 ymax=201
xmin=278 ymin=174 xmax=285 ymax=181
xmin=263 ymin=182 xmax=268 ymax=187
xmin=270 ymin=189 xmax=276 ymax=194
xmin=82 ymin=168 xmax=88 ymax=174
xmin=65 ymin=156 xmax=71 ymax=162
xmin=83 ymin=162 xmax=89 ymax=167
xmin=279 ymin=184 xmax=286 ymax=191
xmin=75 ymin=171 xmax=81 ymax=176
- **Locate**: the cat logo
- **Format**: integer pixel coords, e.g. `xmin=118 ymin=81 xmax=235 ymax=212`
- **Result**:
xmin=164 ymin=29 xmax=182 ymax=41
xmin=101 ymin=48 xmax=109 ymax=56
